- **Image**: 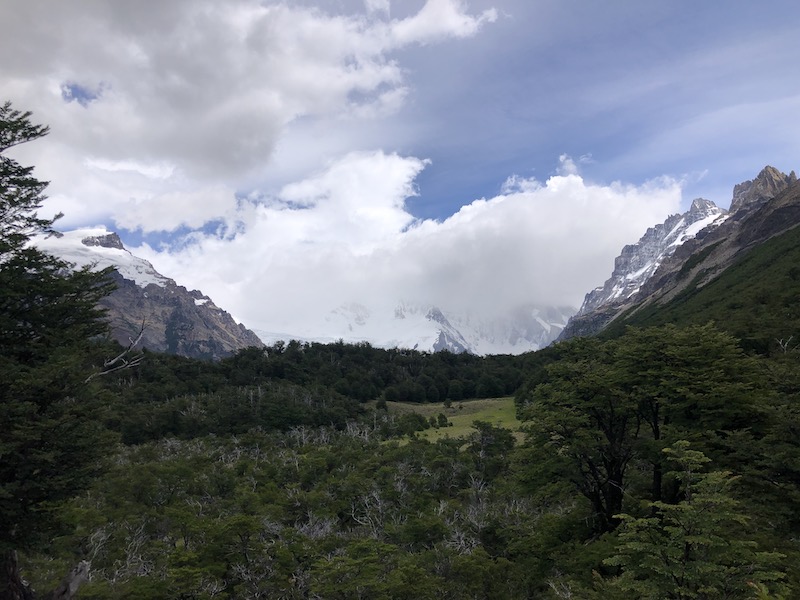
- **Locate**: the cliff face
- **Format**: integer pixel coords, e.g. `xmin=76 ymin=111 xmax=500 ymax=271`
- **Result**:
xmin=100 ymin=271 xmax=263 ymax=360
xmin=730 ymin=166 xmax=797 ymax=214
xmin=560 ymin=198 xmax=728 ymax=340
xmin=560 ymin=166 xmax=799 ymax=341
xmin=36 ymin=228 xmax=263 ymax=360
xmin=575 ymin=198 xmax=727 ymax=317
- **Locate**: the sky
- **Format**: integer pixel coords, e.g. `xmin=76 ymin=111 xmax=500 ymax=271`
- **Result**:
xmin=3 ymin=0 xmax=800 ymax=333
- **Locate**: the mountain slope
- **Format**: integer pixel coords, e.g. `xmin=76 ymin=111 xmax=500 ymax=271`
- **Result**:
xmin=36 ymin=228 xmax=263 ymax=359
xmin=561 ymin=198 xmax=727 ymax=339
xmin=605 ymin=198 xmax=800 ymax=354
xmin=561 ymin=166 xmax=798 ymax=341
xmin=578 ymin=198 xmax=727 ymax=315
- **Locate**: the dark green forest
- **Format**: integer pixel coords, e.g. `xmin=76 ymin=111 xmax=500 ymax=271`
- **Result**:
xmin=3 ymin=104 xmax=800 ymax=599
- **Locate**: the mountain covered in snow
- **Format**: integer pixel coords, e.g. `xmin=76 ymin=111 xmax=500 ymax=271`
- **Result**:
xmin=257 ymin=301 xmax=575 ymax=356
xmin=560 ymin=165 xmax=798 ymax=340
xmin=576 ymin=197 xmax=728 ymax=316
xmin=35 ymin=228 xmax=263 ymax=359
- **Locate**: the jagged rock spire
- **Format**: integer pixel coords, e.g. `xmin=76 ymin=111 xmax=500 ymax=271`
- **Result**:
xmin=730 ymin=165 xmax=796 ymax=214
xmin=575 ymin=199 xmax=727 ymax=316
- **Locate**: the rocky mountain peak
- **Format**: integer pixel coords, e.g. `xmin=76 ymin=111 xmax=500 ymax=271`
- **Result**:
xmin=571 ymin=199 xmax=727 ymax=320
xmin=689 ymin=197 xmax=721 ymax=217
xmin=730 ymin=165 xmax=795 ymax=214
xmin=81 ymin=232 xmax=124 ymax=250
xmin=561 ymin=165 xmax=799 ymax=341
xmin=36 ymin=228 xmax=263 ymax=359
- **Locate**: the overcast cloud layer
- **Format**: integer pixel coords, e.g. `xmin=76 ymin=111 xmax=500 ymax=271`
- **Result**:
xmin=3 ymin=1 xmax=798 ymax=332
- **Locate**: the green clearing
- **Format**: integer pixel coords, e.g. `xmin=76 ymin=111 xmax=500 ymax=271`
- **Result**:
xmin=385 ymin=397 xmax=523 ymax=442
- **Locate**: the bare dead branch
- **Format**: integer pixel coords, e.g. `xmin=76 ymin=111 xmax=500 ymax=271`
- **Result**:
xmin=85 ymin=320 xmax=146 ymax=383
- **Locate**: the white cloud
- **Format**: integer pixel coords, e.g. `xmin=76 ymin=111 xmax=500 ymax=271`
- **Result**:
xmin=500 ymin=174 xmax=542 ymax=194
xmin=1 ymin=0 xmax=496 ymax=231
xmin=136 ymin=151 xmax=682 ymax=334
xmin=364 ymin=0 xmax=391 ymax=16
xmin=390 ymin=0 xmax=498 ymax=45
xmin=115 ymin=185 xmax=239 ymax=233
xmin=556 ymin=153 xmax=579 ymax=176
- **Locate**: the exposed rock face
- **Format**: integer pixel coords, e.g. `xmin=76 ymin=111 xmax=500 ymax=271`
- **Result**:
xmin=561 ymin=166 xmax=799 ymax=340
xmin=577 ymin=198 xmax=727 ymax=316
xmin=100 ymin=272 xmax=263 ymax=360
xmin=730 ymin=165 xmax=797 ymax=214
xmin=561 ymin=198 xmax=727 ymax=339
xmin=80 ymin=231 xmax=125 ymax=250
xmin=35 ymin=228 xmax=263 ymax=360
xmin=630 ymin=176 xmax=800 ymax=309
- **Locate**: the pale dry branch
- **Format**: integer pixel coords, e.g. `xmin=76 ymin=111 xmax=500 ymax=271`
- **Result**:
xmin=85 ymin=320 xmax=146 ymax=383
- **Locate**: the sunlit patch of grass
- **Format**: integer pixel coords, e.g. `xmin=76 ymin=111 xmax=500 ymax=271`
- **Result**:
xmin=385 ymin=397 xmax=523 ymax=443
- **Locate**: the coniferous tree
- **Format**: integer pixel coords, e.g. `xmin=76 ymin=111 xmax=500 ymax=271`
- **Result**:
xmin=0 ymin=102 xmax=116 ymax=599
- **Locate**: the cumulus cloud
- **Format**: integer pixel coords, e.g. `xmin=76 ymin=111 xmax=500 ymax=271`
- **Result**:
xmin=1 ymin=0 xmax=496 ymax=231
xmin=135 ymin=152 xmax=682 ymax=334
xmin=364 ymin=0 xmax=391 ymax=16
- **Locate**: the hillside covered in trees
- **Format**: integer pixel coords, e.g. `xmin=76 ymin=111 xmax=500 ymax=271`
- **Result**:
xmin=3 ymin=104 xmax=800 ymax=599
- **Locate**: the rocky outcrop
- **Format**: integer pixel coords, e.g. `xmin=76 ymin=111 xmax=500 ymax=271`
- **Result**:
xmin=730 ymin=165 xmax=797 ymax=214
xmin=80 ymin=231 xmax=125 ymax=250
xmin=100 ymin=271 xmax=263 ymax=360
xmin=36 ymin=228 xmax=263 ymax=360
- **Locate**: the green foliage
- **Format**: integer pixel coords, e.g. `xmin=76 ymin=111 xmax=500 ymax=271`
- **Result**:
xmin=468 ymin=420 xmax=515 ymax=479
xmin=221 ymin=340 xmax=527 ymax=404
xmin=605 ymin=442 xmax=787 ymax=599
xmin=0 ymin=102 xmax=117 ymax=596
xmin=15 ymin=316 xmax=800 ymax=598
xmin=519 ymin=324 xmax=766 ymax=534
xmin=0 ymin=102 xmax=54 ymax=248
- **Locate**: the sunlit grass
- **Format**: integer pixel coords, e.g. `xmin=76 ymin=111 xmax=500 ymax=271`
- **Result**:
xmin=385 ymin=397 xmax=523 ymax=443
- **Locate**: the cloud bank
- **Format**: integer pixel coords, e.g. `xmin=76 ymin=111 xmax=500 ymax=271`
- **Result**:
xmin=134 ymin=152 xmax=681 ymax=333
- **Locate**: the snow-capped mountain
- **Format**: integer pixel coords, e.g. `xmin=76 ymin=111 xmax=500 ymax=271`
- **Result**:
xmin=560 ymin=165 xmax=798 ymax=340
xmin=37 ymin=229 xmax=171 ymax=287
xmin=576 ymin=198 xmax=728 ymax=316
xmin=35 ymin=228 xmax=263 ymax=359
xmin=257 ymin=301 xmax=575 ymax=355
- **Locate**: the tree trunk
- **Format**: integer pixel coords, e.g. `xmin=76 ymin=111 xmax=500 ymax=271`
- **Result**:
xmin=1 ymin=551 xmax=90 ymax=600
xmin=0 ymin=551 xmax=34 ymax=600
xmin=652 ymin=461 xmax=663 ymax=504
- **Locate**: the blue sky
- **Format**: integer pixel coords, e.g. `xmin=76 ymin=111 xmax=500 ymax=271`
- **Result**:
xmin=393 ymin=1 xmax=799 ymax=216
xmin=3 ymin=0 xmax=799 ymax=332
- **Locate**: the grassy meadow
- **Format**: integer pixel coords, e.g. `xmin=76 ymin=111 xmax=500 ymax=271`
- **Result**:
xmin=384 ymin=397 xmax=523 ymax=442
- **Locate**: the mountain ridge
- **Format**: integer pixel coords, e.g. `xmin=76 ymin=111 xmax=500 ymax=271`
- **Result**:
xmin=36 ymin=228 xmax=263 ymax=359
xmin=560 ymin=165 xmax=799 ymax=341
